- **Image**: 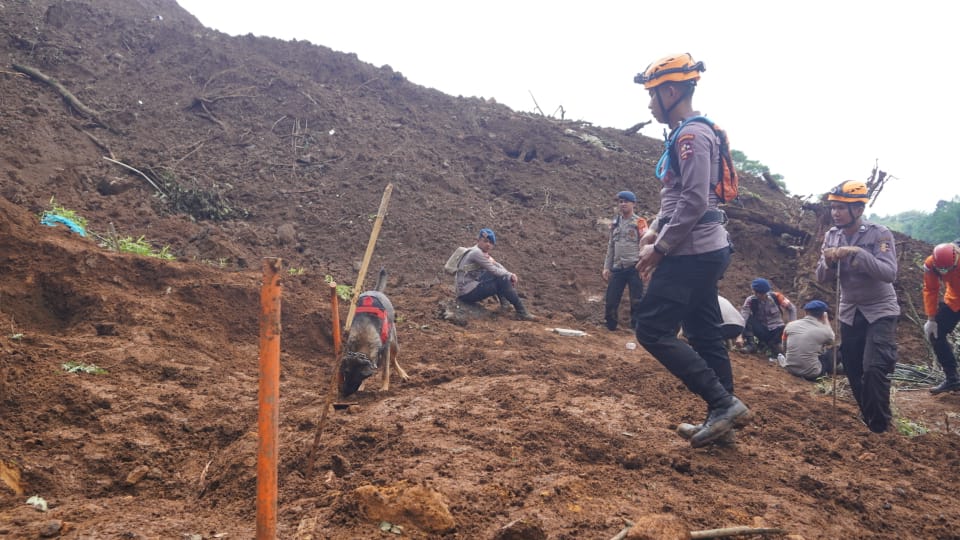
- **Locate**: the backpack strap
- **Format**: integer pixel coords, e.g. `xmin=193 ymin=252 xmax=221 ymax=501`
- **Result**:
xmin=456 ymin=246 xmax=480 ymax=274
xmin=656 ymin=116 xmax=713 ymax=180
xmin=751 ymin=292 xmax=784 ymax=316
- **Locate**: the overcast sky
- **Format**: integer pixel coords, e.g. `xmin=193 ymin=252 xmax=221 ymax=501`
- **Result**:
xmin=175 ymin=0 xmax=955 ymax=217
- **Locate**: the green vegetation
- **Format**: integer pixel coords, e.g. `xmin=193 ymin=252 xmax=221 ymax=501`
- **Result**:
xmin=62 ymin=361 xmax=107 ymax=375
xmin=894 ymin=415 xmax=929 ymax=437
xmin=40 ymin=196 xmax=88 ymax=230
xmin=869 ymin=195 xmax=960 ymax=245
xmin=288 ymin=267 xmax=306 ymax=276
xmin=116 ymin=236 xmax=175 ymax=260
xmin=324 ymin=275 xmax=353 ymax=301
xmin=731 ymin=149 xmax=786 ymax=190
xmin=39 ymin=198 xmax=178 ymax=260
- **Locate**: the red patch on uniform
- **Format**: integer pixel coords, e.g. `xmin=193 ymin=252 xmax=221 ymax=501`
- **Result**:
xmin=677 ymin=133 xmax=695 ymax=161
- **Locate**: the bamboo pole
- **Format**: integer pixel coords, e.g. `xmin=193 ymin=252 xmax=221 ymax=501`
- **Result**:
xmin=304 ymin=281 xmax=343 ymax=479
xmin=256 ymin=258 xmax=282 ymax=539
xmin=344 ymin=183 xmax=393 ymax=330
xmin=832 ymin=263 xmax=841 ymax=409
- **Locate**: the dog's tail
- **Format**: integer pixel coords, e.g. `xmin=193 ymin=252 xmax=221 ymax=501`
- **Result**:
xmin=374 ymin=267 xmax=388 ymax=293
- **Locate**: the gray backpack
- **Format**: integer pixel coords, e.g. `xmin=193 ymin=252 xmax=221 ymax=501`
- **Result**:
xmin=443 ymin=246 xmax=471 ymax=275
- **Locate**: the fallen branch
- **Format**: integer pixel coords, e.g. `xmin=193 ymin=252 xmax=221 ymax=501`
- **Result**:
xmin=609 ymin=525 xmax=630 ymax=540
xmin=187 ymin=98 xmax=228 ymax=131
xmin=102 ymin=156 xmax=167 ymax=197
xmin=723 ymin=206 xmax=809 ymax=241
xmin=12 ymin=63 xmax=113 ymax=132
xmin=690 ymin=526 xmax=786 ymax=539
xmin=609 ymin=521 xmax=784 ymax=540
xmin=72 ymin=125 xmax=114 ymax=159
xmin=608 ymin=519 xmax=634 ymax=540
xmin=623 ymin=120 xmax=652 ymax=135
xmin=762 ymin=171 xmax=784 ymax=193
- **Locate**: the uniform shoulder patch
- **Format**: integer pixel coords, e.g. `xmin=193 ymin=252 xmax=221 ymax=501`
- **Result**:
xmin=677 ymin=133 xmax=695 ymax=161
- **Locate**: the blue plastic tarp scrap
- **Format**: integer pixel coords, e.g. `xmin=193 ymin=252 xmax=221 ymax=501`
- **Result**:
xmin=40 ymin=214 xmax=87 ymax=237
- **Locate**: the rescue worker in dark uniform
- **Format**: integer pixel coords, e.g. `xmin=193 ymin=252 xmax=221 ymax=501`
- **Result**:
xmin=602 ymin=190 xmax=648 ymax=331
xmin=738 ymin=277 xmax=797 ymax=355
xmin=815 ymin=180 xmax=899 ymax=433
xmin=632 ymin=53 xmax=752 ymax=448
xmin=456 ymin=228 xmax=536 ymax=321
xmin=922 ymin=242 xmax=960 ymax=394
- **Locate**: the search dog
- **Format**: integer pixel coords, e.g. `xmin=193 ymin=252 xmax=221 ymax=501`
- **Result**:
xmin=338 ymin=268 xmax=408 ymax=397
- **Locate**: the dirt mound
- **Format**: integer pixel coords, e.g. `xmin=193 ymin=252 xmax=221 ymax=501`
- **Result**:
xmin=2 ymin=1 xmax=959 ymax=538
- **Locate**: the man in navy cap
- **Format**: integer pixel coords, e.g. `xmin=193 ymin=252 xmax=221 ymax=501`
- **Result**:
xmin=782 ymin=300 xmax=839 ymax=380
xmin=738 ymin=277 xmax=796 ymax=355
xmin=602 ymin=190 xmax=648 ymax=331
xmin=455 ymin=228 xmax=536 ymax=321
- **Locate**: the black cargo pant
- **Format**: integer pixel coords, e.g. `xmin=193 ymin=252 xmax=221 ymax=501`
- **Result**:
xmin=604 ymin=266 xmax=644 ymax=331
xmin=635 ymin=247 xmax=734 ymax=409
xmin=458 ymin=272 xmax=525 ymax=312
xmin=932 ymin=302 xmax=960 ymax=378
xmin=742 ymin=317 xmax=785 ymax=352
xmin=841 ymin=311 xmax=897 ymax=433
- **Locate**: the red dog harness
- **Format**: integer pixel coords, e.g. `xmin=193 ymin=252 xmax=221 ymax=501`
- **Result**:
xmin=355 ymin=295 xmax=391 ymax=343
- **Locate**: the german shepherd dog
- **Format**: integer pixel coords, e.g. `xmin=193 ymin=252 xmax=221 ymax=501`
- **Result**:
xmin=338 ymin=268 xmax=408 ymax=397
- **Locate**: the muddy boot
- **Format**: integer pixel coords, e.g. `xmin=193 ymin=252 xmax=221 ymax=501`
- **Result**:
xmin=516 ymin=308 xmax=537 ymax=321
xmin=676 ymin=423 xmax=736 ymax=446
xmin=690 ymin=397 xmax=752 ymax=448
xmin=930 ymin=377 xmax=960 ymax=395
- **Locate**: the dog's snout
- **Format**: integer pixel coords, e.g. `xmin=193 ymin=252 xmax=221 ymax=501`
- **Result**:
xmin=338 ymin=354 xmax=377 ymax=398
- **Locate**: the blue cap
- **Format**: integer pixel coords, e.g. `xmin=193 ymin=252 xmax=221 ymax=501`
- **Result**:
xmin=478 ymin=228 xmax=496 ymax=245
xmin=751 ymin=278 xmax=771 ymax=294
xmin=616 ymin=190 xmax=637 ymax=203
xmin=803 ymin=300 xmax=828 ymax=312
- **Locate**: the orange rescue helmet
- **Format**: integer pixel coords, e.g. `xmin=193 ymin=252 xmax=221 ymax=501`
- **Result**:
xmin=826 ymin=180 xmax=870 ymax=204
xmin=634 ymin=53 xmax=705 ymax=90
xmin=932 ymin=243 xmax=959 ymax=273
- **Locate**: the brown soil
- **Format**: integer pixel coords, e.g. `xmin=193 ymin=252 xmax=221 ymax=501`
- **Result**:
xmin=2 ymin=2 xmax=959 ymax=539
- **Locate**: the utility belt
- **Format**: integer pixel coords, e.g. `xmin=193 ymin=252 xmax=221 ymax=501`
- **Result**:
xmin=659 ymin=209 xmax=727 ymax=227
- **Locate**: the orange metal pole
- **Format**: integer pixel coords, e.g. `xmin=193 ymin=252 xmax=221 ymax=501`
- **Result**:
xmin=304 ymin=282 xmax=343 ymax=478
xmin=257 ymin=258 xmax=282 ymax=540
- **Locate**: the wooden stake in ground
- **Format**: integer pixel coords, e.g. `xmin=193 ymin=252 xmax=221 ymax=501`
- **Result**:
xmin=304 ymin=281 xmax=343 ymax=479
xmin=344 ymin=183 xmax=393 ymax=330
xmin=304 ymin=183 xmax=392 ymax=479
xmin=832 ymin=262 xmax=841 ymax=409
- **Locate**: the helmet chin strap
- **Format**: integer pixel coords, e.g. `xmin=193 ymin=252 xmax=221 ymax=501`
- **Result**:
xmin=839 ymin=203 xmax=861 ymax=230
xmin=656 ymin=84 xmax=693 ymax=126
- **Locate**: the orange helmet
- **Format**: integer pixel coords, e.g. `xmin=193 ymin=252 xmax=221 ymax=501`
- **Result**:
xmin=932 ymin=243 xmax=959 ymax=273
xmin=634 ymin=53 xmax=705 ymax=89
xmin=827 ymin=180 xmax=870 ymax=204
